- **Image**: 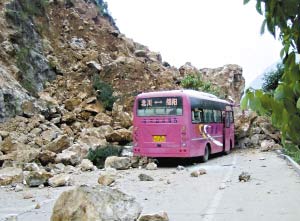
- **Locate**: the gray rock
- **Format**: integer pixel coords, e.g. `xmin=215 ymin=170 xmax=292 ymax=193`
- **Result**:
xmin=260 ymin=140 xmax=275 ymax=152
xmin=104 ymin=156 xmax=131 ymax=170
xmin=106 ymin=129 xmax=132 ymax=143
xmin=0 ymin=167 xmax=23 ymax=186
xmin=44 ymin=135 xmax=71 ymax=153
xmin=24 ymin=170 xmax=53 ymax=187
xmin=55 ymin=150 xmax=80 ymax=165
xmin=93 ymin=113 xmax=112 ymax=126
xmin=48 ymin=174 xmax=71 ymax=187
xmin=250 ymin=134 xmax=260 ymax=146
xmin=23 ymin=163 xmax=40 ymax=172
xmin=134 ymin=50 xmax=148 ymax=57
xmin=138 ymin=211 xmax=169 ymax=221
xmin=79 ymin=159 xmax=94 ymax=171
xmin=138 ymin=173 xmax=154 ymax=181
xmin=51 ymin=186 xmax=142 ymax=221
xmin=146 ymin=162 xmax=157 ymax=170
xmin=38 ymin=150 xmax=56 ymax=166
xmin=70 ymin=37 xmax=86 ymax=50
xmin=86 ymin=60 xmax=102 ymax=72
xmin=98 ymin=168 xmax=117 ymax=186
xmin=239 ymin=172 xmax=251 ymax=182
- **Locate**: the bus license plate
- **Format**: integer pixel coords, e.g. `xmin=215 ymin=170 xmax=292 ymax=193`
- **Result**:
xmin=153 ymin=135 xmax=166 ymax=142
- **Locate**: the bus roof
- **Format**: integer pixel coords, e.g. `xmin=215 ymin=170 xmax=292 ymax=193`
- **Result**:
xmin=136 ymin=89 xmax=232 ymax=105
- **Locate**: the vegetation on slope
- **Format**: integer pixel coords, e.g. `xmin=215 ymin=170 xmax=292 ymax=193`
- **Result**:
xmin=242 ymin=0 xmax=300 ymax=162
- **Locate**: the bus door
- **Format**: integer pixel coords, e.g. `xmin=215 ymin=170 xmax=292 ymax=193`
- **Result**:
xmin=224 ymin=111 xmax=231 ymax=151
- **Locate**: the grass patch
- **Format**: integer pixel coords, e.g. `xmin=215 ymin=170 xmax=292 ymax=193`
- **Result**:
xmin=92 ymin=75 xmax=117 ymax=111
xmin=87 ymin=144 xmax=122 ymax=169
xmin=284 ymin=143 xmax=300 ymax=164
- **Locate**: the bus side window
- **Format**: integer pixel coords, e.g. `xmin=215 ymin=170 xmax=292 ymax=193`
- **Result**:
xmin=204 ymin=109 xmax=210 ymax=123
xmin=199 ymin=109 xmax=204 ymax=122
xmin=192 ymin=109 xmax=203 ymax=123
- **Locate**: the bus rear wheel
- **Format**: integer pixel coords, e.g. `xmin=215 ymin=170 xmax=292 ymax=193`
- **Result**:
xmin=200 ymin=145 xmax=209 ymax=163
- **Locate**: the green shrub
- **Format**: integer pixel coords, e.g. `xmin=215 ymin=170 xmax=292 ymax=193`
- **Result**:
xmin=92 ymin=75 xmax=117 ymax=111
xmin=87 ymin=145 xmax=122 ymax=168
xmin=181 ymin=74 xmax=222 ymax=98
xmin=5 ymin=0 xmax=48 ymax=21
xmin=284 ymin=142 xmax=300 ymax=164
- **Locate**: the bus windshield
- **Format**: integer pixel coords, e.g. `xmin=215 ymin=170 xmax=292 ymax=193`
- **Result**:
xmin=137 ymin=96 xmax=183 ymax=116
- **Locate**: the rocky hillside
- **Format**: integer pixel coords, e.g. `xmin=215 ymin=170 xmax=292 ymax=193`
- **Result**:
xmin=0 ymin=0 xmax=248 ymax=185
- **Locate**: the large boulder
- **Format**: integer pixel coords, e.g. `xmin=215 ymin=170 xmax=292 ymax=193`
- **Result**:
xmin=67 ymin=143 xmax=90 ymax=162
xmin=51 ymin=186 xmax=142 ymax=221
xmin=0 ymin=136 xmax=24 ymax=154
xmin=48 ymin=173 xmax=71 ymax=187
xmin=106 ymin=129 xmax=132 ymax=143
xmin=0 ymin=167 xmax=23 ymax=185
xmin=79 ymin=159 xmax=95 ymax=171
xmin=38 ymin=150 xmax=56 ymax=166
xmin=104 ymin=156 xmax=131 ymax=170
xmin=0 ymin=65 xmax=31 ymax=122
xmin=44 ymin=135 xmax=71 ymax=153
xmin=1 ymin=148 xmax=40 ymax=163
xmin=55 ymin=150 xmax=80 ymax=165
xmin=138 ymin=212 xmax=169 ymax=221
xmin=200 ymin=64 xmax=245 ymax=103
xmin=93 ymin=113 xmax=113 ymax=126
xmin=24 ymin=170 xmax=53 ymax=187
xmin=112 ymin=104 xmax=132 ymax=128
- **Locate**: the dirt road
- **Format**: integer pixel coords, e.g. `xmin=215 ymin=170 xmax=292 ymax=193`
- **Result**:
xmin=1 ymin=149 xmax=300 ymax=221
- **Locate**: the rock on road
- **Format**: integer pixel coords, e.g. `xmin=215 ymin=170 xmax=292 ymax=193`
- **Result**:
xmin=1 ymin=149 xmax=300 ymax=221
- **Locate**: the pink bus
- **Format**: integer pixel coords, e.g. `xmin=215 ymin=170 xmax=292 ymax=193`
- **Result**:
xmin=132 ymin=90 xmax=234 ymax=162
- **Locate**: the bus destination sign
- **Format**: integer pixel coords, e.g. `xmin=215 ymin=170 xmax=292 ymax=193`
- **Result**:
xmin=139 ymin=97 xmax=181 ymax=108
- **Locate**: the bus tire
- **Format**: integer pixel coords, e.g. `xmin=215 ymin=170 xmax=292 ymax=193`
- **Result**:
xmin=200 ymin=145 xmax=209 ymax=162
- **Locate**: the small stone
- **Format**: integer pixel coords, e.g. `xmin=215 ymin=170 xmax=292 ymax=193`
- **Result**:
xmin=219 ymin=184 xmax=226 ymax=190
xmin=14 ymin=184 xmax=24 ymax=192
xmin=4 ymin=214 xmax=18 ymax=221
xmin=48 ymin=174 xmax=71 ymax=187
xmin=190 ymin=171 xmax=199 ymax=177
xmin=146 ymin=162 xmax=157 ymax=170
xmin=23 ymin=193 xmax=34 ymax=199
xmin=138 ymin=211 xmax=169 ymax=221
xmin=166 ymin=180 xmax=171 ymax=184
xmin=198 ymin=169 xmax=207 ymax=175
xmin=138 ymin=173 xmax=154 ymax=181
xmin=98 ymin=174 xmax=115 ymax=186
xmin=79 ymin=159 xmax=95 ymax=171
xmin=176 ymin=165 xmax=185 ymax=171
xmin=35 ymin=203 xmax=41 ymax=209
xmin=239 ymin=172 xmax=251 ymax=182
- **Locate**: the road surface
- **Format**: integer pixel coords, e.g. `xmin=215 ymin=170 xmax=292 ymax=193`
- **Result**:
xmin=1 ymin=149 xmax=300 ymax=221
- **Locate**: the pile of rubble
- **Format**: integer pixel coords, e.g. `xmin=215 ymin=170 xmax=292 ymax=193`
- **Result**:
xmin=235 ymin=110 xmax=282 ymax=151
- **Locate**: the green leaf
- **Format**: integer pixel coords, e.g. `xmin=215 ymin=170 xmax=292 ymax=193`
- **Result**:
xmin=243 ymin=0 xmax=251 ymax=5
xmin=260 ymin=19 xmax=267 ymax=35
xmin=297 ymin=98 xmax=300 ymax=109
xmin=280 ymin=47 xmax=285 ymax=58
xmin=256 ymin=0 xmax=262 ymax=15
xmin=240 ymin=94 xmax=249 ymax=110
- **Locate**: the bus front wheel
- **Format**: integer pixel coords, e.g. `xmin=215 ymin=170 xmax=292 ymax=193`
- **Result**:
xmin=200 ymin=145 xmax=209 ymax=163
